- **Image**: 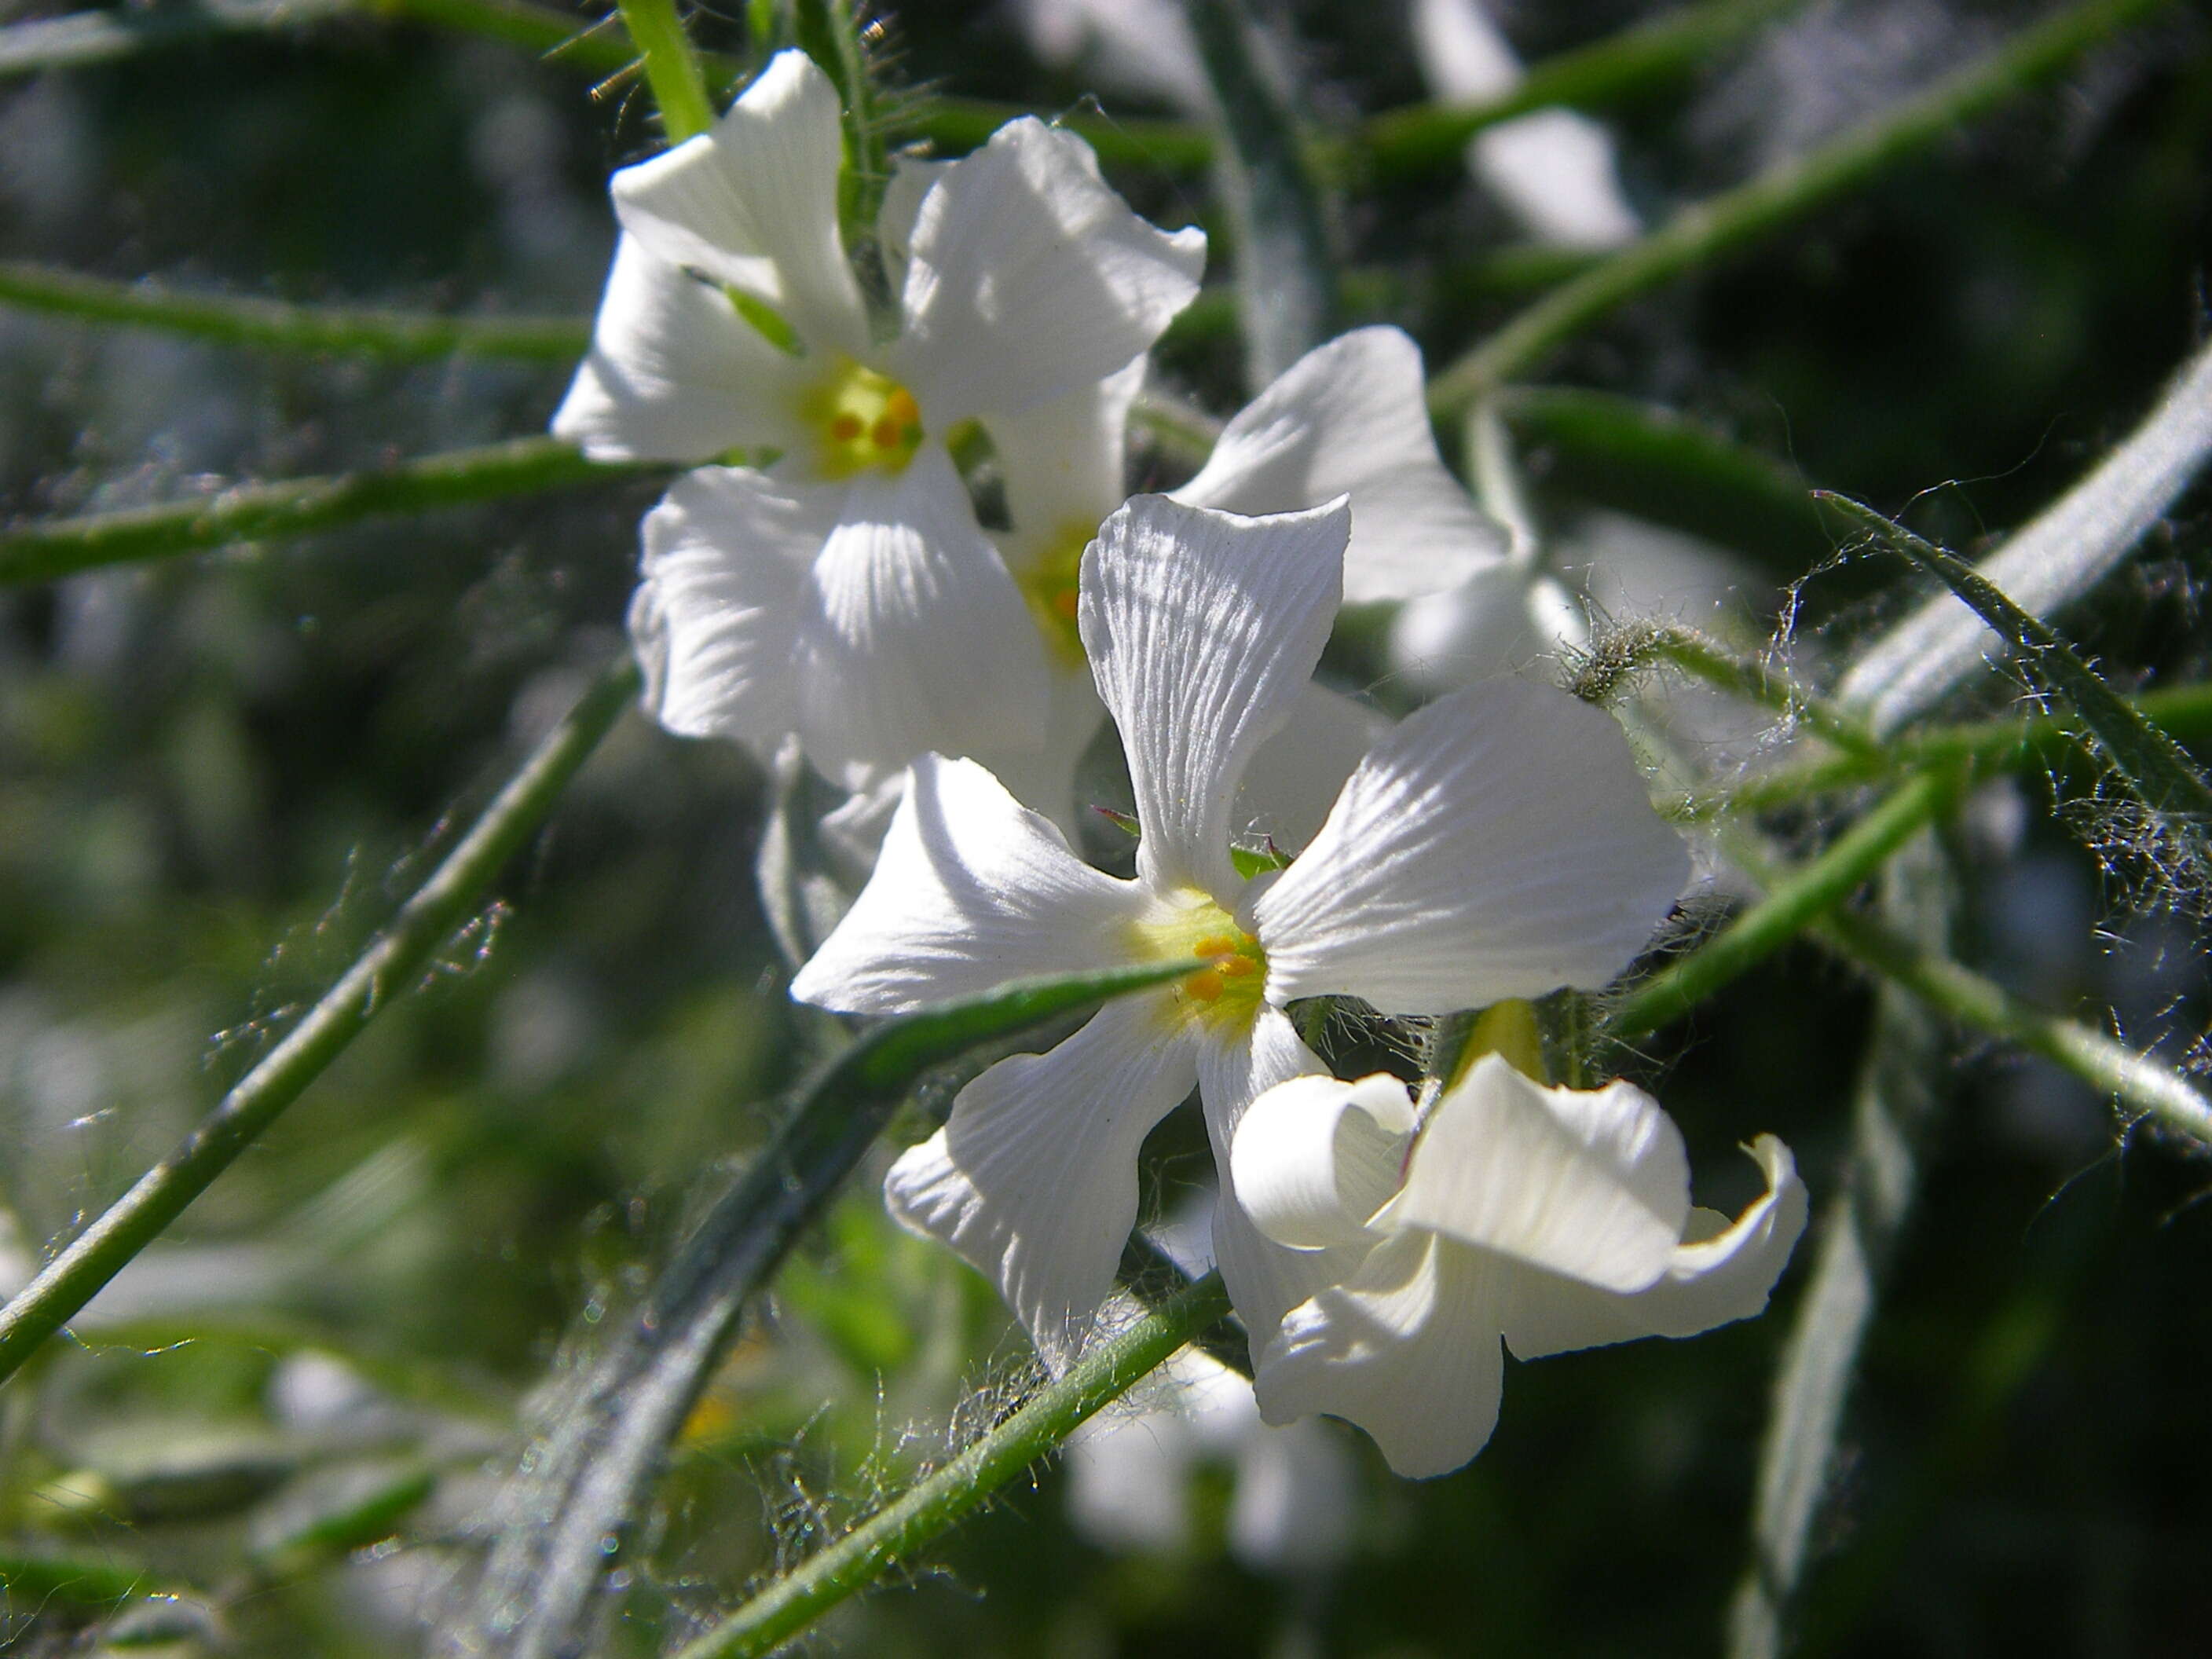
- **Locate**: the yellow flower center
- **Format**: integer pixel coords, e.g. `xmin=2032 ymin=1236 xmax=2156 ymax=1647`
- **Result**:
xmin=1129 ymin=893 xmax=1269 ymax=1032
xmin=800 ymin=356 xmax=925 ymax=480
xmin=1011 ymin=518 xmax=1095 ymax=668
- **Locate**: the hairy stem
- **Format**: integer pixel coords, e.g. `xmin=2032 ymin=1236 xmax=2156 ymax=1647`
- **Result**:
xmin=1428 ymin=0 xmax=2172 ymax=411
xmin=671 ymin=1273 xmax=1236 ymax=1659
xmin=0 ymin=657 xmax=643 ymax=1387
xmin=615 ymin=0 xmax=717 ymax=141
xmin=0 ymin=438 xmax=662 ymax=585
xmin=1612 ymin=766 xmax=1962 ymax=1037
xmin=0 ymin=259 xmax=588 ymax=360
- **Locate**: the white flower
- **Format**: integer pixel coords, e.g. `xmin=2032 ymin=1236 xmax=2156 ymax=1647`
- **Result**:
xmin=790 ymin=493 xmax=1690 ymax=1366
xmin=555 ymin=49 xmax=1205 ymax=784
xmin=1230 ymin=1057 xmax=1807 ymax=1478
xmin=1410 ymin=0 xmax=1642 ymax=250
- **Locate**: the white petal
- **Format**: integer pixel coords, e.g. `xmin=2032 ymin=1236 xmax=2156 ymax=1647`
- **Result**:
xmin=792 ymin=446 xmax=1052 ymax=785
xmin=1254 ymin=676 xmax=1690 ymax=1013
xmin=1501 ymin=1133 xmax=1808 ymax=1360
xmin=1254 ymin=1230 xmax=1511 ymax=1480
xmin=884 ymin=998 xmax=1200 ymax=1368
xmin=610 ymin=49 xmax=868 ymax=353
xmin=1171 ymin=328 xmax=1507 ymax=602
xmin=1386 ymin=564 xmax=1586 ymax=697
xmin=989 ymin=358 xmax=1144 ymax=549
xmin=790 ymin=752 xmax=1152 ymax=1015
xmin=893 ymin=119 xmax=1205 ymax=423
xmin=968 ymin=667 xmax=1110 ymax=840
xmin=628 ymin=467 xmax=831 ymax=751
xmin=1196 ymin=1009 xmax=1357 ymax=1350
xmin=1065 ymin=1399 xmax=1196 ymax=1553
xmin=1470 ymin=111 xmax=1641 ymax=251
xmin=1379 ymin=1056 xmax=1690 ymax=1294
xmin=551 ymin=236 xmax=813 ymax=463
xmin=1229 ymin=1072 xmax=1417 ymax=1251
xmin=1226 ymin=1419 xmax=1358 ymax=1573
xmin=1234 ymin=682 xmax=1387 ymax=854
xmin=1411 ymin=0 xmax=1522 ymax=101
xmin=876 ymin=156 xmax=954 ymax=296
xmin=1080 ymin=495 xmax=1347 ymax=898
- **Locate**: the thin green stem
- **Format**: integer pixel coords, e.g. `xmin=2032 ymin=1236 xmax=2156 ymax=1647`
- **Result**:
xmin=0 ymin=657 xmax=643 ymax=1388
xmin=1612 ymin=767 xmax=1963 ymax=1037
xmin=1361 ymin=0 xmax=1802 ymax=178
xmin=617 ymin=0 xmax=715 ymax=141
xmin=1818 ymin=910 xmax=2212 ymax=1146
xmin=672 ymin=1272 xmax=1235 ymax=1659
xmin=0 ymin=438 xmax=663 ymax=586
xmin=0 ymin=260 xmax=588 ymax=361
xmin=1649 ymin=628 xmax=1881 ymax=759
xmin=1428 ymin=0 xmax=2172 ymax=412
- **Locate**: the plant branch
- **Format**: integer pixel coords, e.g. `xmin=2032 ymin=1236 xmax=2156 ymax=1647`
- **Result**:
xmin=671 ymin=1272 xmax=1236 ymax=1659
xmin=0 ymin=260 xmax=589 ymax=361
xmin=1428 ymin=0 xmax=2172 ymax=412
xmin=0 ymin=438 xmax=663 ymax=586
xmin=614 ymin=0 xmax=716 ymax=141
xmin=0 ymin=656 xmax=644 ymax=1388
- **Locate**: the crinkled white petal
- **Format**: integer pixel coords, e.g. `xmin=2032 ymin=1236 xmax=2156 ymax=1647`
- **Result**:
xmin=792 ymin=446 xmax=1051 ymax=785
xmin=1171 ymin=328 xmax=1508 ymax=602
xmin=628 ymin=466 xmax=833 ymax=753
xmin=1254 ymin=676 xmax=1690 ymax=1013
xmin=552 ymin=236 xmax=814 ymax=462
xmin=1501 ymin=1133 xmax=1807 ymax=1360
xmin=1234 ymin=682 xmax=1387 ymax=855
xmin=893 ymin=119 xmax=1204 ymax=423
xmin=968 ymin=667 xmax=1109 ymax=839
xmin=990 ymin=358 xmax=1144 ymax=548
xmin=884 ymin=998 xmax=1199 ymax=1368
xmin=876 ymin=156 xmax=955 ymax=297
xmin=1081 ymin=495 xmax=1347 ymax=899
xmin=610 ymin=49 xmax=867 ymax=353
xmin=1470 ymin=110 xmax=1641 ymax=251
xmin=1379 ymin=1056 xmax=1690 ymax=1295
xmin=1196 ymin=1009 xmax=1357 ymax=1351
xmin=790 ymin=753 xmax=1152 ymax=1015
xmin=1230 ymin=1072 xmax=1417 ymax=1252
xmin=1255 ymin=1229 xmax=1511 ymax=1480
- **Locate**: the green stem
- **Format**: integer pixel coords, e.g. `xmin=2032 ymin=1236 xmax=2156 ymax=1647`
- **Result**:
xmin=0 ymin=260 xmax=588 ymax=361
xmin=672 ymin=1273 xmax=1236 ymax=1659
xmin=0 ymin=438 xmax=663 ymax=586
xmin=617 ymin=0 xmax=716 ymax=141
xmin=1361 ymin=0 xmax=1802 ymax=178
xmin=0 ymin=657 xmax=643 ymax=1388
xmin=1428 ymin=0 xmax=2172 ymax=412
xmin=1818 ymin=910 xmax=2212 ymax=1146
xmin=1649 ymin=628 xmax=1881 ymax=759
xmin=1611 ymin=767 xmax=1962 ymax=1037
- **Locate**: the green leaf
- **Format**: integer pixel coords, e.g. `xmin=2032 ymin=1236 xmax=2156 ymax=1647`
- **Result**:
xmin=1821 ymin=492 xmax=2212 ymax=820
xmin=1229 ymin=838 xmax=1292 ymax=879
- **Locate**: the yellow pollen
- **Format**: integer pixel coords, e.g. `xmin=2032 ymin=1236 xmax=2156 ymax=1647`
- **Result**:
xmin=801 ymin=356 xmax=925 ymax=480
xmin=1013 ymin=518 xmax=1096 ymax=668
xmin=1128 ymin=895 xmax=1269 ymax=1031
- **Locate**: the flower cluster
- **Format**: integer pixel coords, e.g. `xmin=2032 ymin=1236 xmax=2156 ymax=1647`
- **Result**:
xmin=566 ymin=50 xmax=1806 ymax=1477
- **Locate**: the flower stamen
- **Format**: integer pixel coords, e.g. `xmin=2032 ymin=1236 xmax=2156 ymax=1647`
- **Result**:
xmin=803 ymin=357 xmax=925 ymax=479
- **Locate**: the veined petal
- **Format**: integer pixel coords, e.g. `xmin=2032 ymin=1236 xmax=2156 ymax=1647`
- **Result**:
xmin=552 ymin=236 xmax=813 ymax=463
xmin=1254 ymin=676 xmax=1690 ymax=1013
xmin=1196 ymin=1009 xmax=1353 ymax=1350
xmin=790 ymin=752 xmax=1152 ymax=1016
xmin=1170 ymin=328 xmax=1508 ymax=602
xmin=1235 ymin=682 xmax=1387 ymax=855
xmin=884 ymin=999 xmax=1200 ymax=1368
xmin=1254 ymin=1230 xmax=1511 ymax=1480
xmin=793 ymin=446 xmax=1052 ymax=785
xmin=629 ymin=467 xmax=832 ymax=751
xmin=1230 ymin=1072 xmax=1417 ymax=1251
xmin=1081 ymin=496 xmax=1347 ymax=899
xmin=894 ymin=119 xmax=1204 ymax=423
xmin=990 ymin=359 xmax=1144 ymax=550
xmin=1379 ymin=1056 xmax=1690 ymax=1294
xmin=610 ymin=49 xmax=868 ymax=353
xmin=1501 ymin=1134 xmax=1807 ymax=1360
